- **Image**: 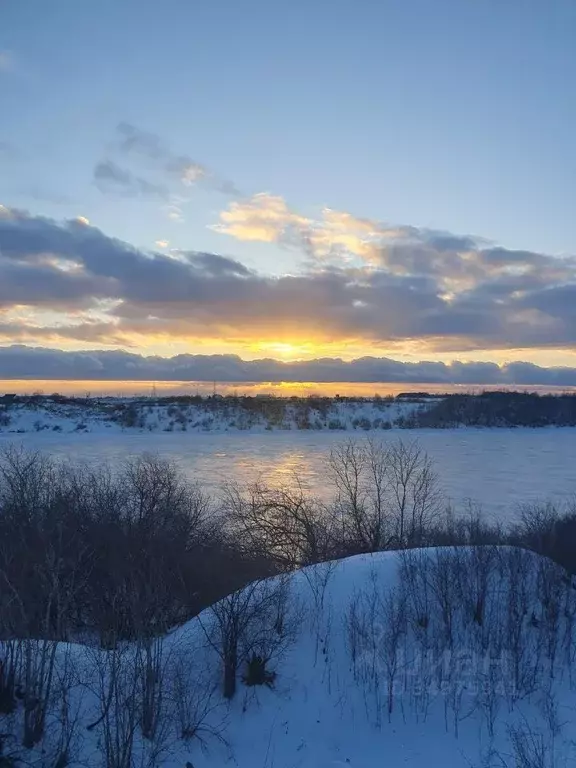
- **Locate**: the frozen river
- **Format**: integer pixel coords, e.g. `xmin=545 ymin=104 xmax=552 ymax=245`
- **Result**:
xmin=1 ymin=428 xmax=575 ymax=522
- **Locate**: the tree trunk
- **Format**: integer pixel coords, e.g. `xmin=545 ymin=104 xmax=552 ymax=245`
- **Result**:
xmin=223 ymin=644 xmax=237 ymax=699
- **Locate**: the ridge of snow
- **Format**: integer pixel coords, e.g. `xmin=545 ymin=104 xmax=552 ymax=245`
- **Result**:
xmin=4 ymin=547 xmax=576 ymax=767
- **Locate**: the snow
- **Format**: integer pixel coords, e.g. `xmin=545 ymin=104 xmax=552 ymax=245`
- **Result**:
xmin=3 ymin=395 xmax=576 ymax=768
xmin=4 ymin=548 xmax=576 ymax=767
xmin=0 ymin=397 xmax=427 ymax=435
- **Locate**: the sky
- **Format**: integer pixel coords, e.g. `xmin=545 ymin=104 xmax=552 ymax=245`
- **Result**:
xmin=0 ymin=0 xmax=575 ymax=383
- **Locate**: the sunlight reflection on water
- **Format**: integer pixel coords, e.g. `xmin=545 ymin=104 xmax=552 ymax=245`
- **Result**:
xmin=1 ymin=428 xmax=576 ymax=523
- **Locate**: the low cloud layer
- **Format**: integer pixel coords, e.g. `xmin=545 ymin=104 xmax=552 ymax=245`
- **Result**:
xmin=0 ymin=206 xmax=575 ymax=374
xmin=2 ymin=346 xmax=576 ymax=386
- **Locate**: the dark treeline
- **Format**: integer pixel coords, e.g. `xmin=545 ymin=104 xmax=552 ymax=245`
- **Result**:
xmin=412 ymin=391 xmax=576 ymax=428
xmin=0 ymin=448 xmax=274 ymax=647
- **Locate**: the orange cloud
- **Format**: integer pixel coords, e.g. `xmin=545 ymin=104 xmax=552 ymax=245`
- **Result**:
xmin=213 ymin=192 xmax=310 ymax=243
xmin=214 ymin=194 xmax=409 ymax=265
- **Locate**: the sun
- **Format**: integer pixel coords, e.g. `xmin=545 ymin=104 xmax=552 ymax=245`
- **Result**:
xmin=269 ymin=343 xmax=300 ymax=358
xmin=252 ymin=341 xmax=313 ymax=360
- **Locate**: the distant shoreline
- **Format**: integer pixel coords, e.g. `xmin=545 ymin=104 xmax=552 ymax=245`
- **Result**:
xmin=2 ymin=390 xmax=576 ymax=434
xmin=1 ymin=379 xmax=576 ymax=399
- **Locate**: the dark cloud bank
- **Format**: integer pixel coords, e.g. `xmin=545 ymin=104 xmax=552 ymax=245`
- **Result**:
xmin=2 ymin=346 xmax=576 ymax=387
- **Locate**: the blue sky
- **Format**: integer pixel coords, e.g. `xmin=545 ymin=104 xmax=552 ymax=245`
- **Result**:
xmin=0 ymin=0 xmax=575 ymax=373
xmin=2 ymin=0 xmax=574 ymax=259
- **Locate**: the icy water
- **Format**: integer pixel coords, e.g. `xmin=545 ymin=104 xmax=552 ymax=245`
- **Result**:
xmin=1 ymin=428 xmax=575 ymax=522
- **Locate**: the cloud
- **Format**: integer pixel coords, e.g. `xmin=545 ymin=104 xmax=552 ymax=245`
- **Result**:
xmin=0 ymin=207 xmax=576 ymax=356
xmin=3 ymin=345 xmax=576 ymax=386
xmin=116 ymin=122 xmax=209 ymax=187
xmin=93 ymin=123 xmax=241 ymax=202
xmin=215 ymin=194 xmax=423 ymax=264
xmin=162 ymin=202 xmax=184 ymax=222
xmin=94 ymin=160 xmax=169 ymax=199
xmin=213 ymin=193 xmax=311 ymax=244
xmin=216 ymin=194 xmax=576 ymax=299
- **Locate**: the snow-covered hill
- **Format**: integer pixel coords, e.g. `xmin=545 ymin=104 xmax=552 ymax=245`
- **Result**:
xmin=0 ymin=396 xmax=431 ymax=434
xmin=3 ymin=547 xmax=576 ymax=767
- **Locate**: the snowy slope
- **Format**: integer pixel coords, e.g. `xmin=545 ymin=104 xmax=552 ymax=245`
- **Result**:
xmin=0 ymin=397 xmax=430 ymax=434
xmin=3 ymin=547 xmax=576 ymax=767
xmin=182 ymin=550 xmax=576 ymax=768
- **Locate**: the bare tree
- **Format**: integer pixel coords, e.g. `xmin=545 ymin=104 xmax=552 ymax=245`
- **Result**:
xmin=328 ymin=438 xmax=443 ymax=553
xmin=329 ymin=440 xmax=387 ymax=553
xmin=385 ymin=439 xmax=442 ymax=547
xmin=225 ymin=477 xmax=332 ymax=569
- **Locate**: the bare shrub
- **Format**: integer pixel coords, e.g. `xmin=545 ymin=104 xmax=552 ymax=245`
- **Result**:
xmin=427 ymin=548 xmax=462 ymax=650
xmin=171 ymin=656 xmax=226 ymax=747
xmin=41 ymin=646 xmax=84 ymax=768
xmin=536 ymin=558 xmax=565 ymax=679
xmin=344 ymin=565 xmax=408 ymax=725
xmin=301 ymin=560 xmax=339 ymax=663
xmin=456 ymin=546 xmax=499 ymax=654
xmin=21 ymin=638 xmax=59 ymax=748
xmin=200 ymin=575 xmax=299 ymax=699
xmin=381 ymin=584 xmax=408 ymax=720
xmin=88 ymin=454 xmax=213 ymax=642
xmin=504 ymin=700 xmax=569 ymax=768
xmin=497 ymin=548 xmax=541 ymax=702
xmin=92 ymin=644 xmax=140 ymax=768
xmin=137 ymin=637 xmax=166 ymax=742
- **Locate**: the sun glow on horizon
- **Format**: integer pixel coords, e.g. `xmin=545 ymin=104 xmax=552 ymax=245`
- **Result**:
xmin=250 ymin=341 xmax=319 ymax=360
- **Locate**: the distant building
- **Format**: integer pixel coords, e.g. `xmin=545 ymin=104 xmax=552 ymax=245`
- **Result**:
xmin=0 ymin=394 xmax=17 ymax=405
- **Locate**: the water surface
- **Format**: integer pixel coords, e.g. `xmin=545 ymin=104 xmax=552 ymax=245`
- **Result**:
xmin=1 ymin=428 xmax=575 ymax=522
